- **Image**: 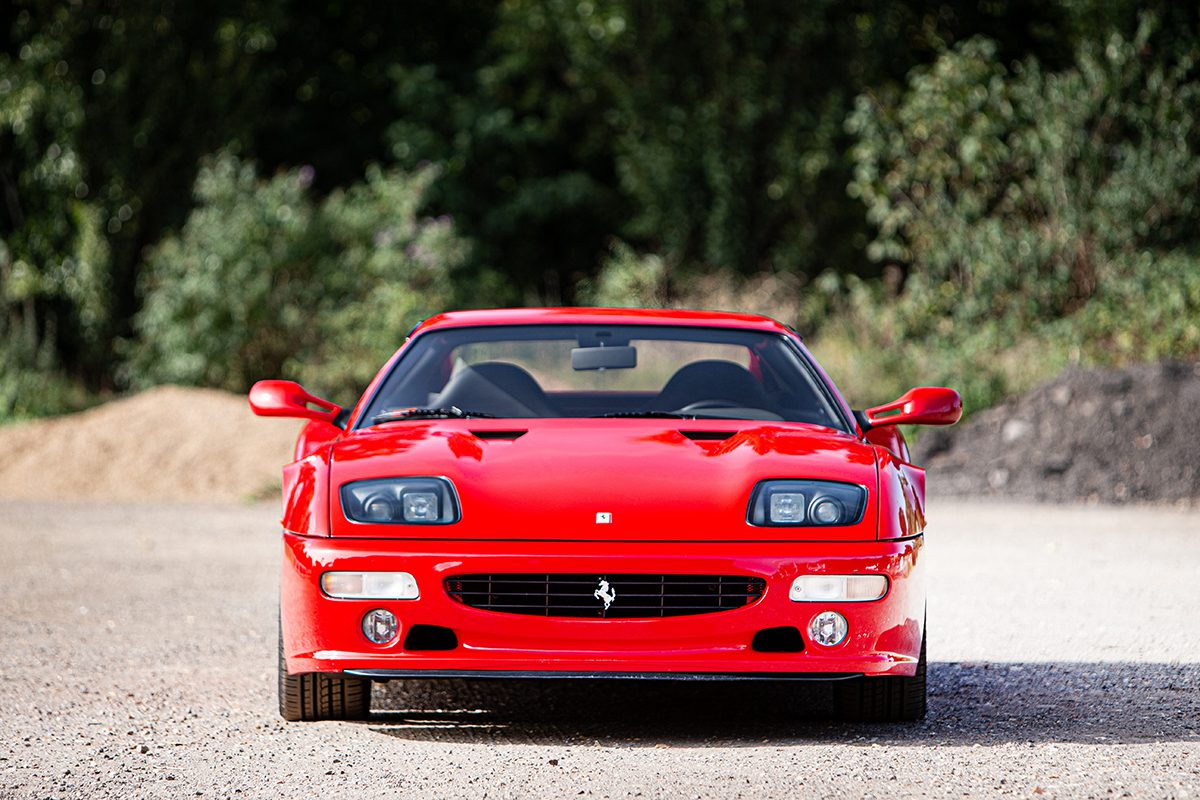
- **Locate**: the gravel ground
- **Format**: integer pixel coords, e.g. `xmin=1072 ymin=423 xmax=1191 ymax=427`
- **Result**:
xmin=2 ymin=500 xmax=1198 ymax=799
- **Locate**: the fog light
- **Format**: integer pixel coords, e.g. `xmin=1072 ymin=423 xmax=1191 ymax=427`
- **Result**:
xmin=789 ymin=574 xmax=887 ymax=602
xmin=362 ymin=609 xmax=399 ymax=644
xmin=810 ymin=610 xmax=848 ymax=647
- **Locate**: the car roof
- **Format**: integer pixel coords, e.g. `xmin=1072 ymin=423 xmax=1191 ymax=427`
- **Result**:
xmin=413 ymin=307 xmax=794 ymax=335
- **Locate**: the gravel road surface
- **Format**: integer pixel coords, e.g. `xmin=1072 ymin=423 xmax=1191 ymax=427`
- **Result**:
xmin=2 ymin=501 xmax=1198 ymax=799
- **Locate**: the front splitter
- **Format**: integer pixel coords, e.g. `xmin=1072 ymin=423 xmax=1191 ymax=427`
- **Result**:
xmin=345 ymin=668 xmax=863 ymax=681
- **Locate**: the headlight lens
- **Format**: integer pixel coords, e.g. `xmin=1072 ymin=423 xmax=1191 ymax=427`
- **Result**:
xmin=321 ymin=571 xmax=420 ymax=599
xmin=341 ymin=477 xmax=460 ymax=524
xmin=747 ymin=480 xmax=866 ymax=526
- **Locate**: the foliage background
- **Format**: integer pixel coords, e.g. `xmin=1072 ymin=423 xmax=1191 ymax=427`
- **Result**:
xmin=1 ymin=0 xmax=1198 ymax=417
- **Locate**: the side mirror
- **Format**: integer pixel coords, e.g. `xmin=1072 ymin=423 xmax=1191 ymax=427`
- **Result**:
xmin=248 ymin=380 xmax=341 ymax=425
xmin=863 ymin=387 xmax=962 ymax=429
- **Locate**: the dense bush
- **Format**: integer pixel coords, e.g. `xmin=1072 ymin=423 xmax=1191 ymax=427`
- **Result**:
xmin=848 ymin=18 xmax=1199 ymax=333
xmin=577 ymin=241 xmax=669 ymax=308
xmin=579 ymin=239 xmax=816 ymax=338
xmin=0 ymin=23 xmax=110 ymax=418
xmin=130 ymin=155 xmax=472 ymax=401
xmin=816 ymin=16 xmax=1200 ymax=409
xmin=1067 ymin=251 xmax=1200 ymax=362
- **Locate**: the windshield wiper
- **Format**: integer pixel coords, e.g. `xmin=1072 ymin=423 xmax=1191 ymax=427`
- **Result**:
xmin=593 ymin=411 xmax=691 ymax=419
xmin=369 ymin=407 xmax=497 ymax=425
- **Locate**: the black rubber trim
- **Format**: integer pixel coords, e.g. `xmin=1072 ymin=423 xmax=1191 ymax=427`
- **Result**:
xmin=780 ymin=334 xmax=857 ymax=434
xmin=352 ymin=324 xmax=847 ymax=432
xmin=345 ymin=669 xmax=862 ymax=681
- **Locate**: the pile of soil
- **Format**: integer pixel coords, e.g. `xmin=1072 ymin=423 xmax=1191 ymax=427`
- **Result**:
xmin=912 ymin=361 xmax=1200 ymax=505
xmin=0 ymin=386 xmax=299 ymax=504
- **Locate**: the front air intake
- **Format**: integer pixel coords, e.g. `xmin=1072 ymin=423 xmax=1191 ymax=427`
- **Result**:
xmin=680 ymin=430 xmax=736 ymax=441
xmin=751 ymin=626 xmax=805 ymax=653
xmin=470 ymin=429 xmax=527 ymax=440
xmin=403 ymin=624 xmax=459 ymax=651
xmin=445 ymin=574 xmax=766 ymax=619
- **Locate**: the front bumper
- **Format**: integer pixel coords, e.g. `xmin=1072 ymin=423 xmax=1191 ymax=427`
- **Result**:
xmin=280 ymin=532 xmax=925 ymax=679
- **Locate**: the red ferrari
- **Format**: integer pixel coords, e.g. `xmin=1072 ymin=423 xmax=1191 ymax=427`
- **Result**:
xmin=250 ymin=308 xmax=961 ymax=722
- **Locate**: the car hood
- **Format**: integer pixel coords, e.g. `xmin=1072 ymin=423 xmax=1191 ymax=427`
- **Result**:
xmin=328 ymin=420 xmax=879 ymax=541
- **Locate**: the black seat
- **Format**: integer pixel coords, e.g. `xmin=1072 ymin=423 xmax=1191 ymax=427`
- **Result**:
xmin=433 ymin=362 xmax=558 ymax=417
xmin=644 ymin=360 xmax=773 ymax=412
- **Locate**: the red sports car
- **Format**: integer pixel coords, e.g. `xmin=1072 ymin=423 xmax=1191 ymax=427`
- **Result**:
xmin=250 ymin=308 xmax=961 ymax=722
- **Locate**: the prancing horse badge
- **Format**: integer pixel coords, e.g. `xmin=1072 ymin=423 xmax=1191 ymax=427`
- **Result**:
xmin=594 ymin=579 xmax=617 ymax=611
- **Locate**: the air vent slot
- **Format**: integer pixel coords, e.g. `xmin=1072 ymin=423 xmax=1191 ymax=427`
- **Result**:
xmin=403 ymin=625 xmax=458 ymax=651
xmin=470 ymin=430 xmax=527 ymax=440
xmin=751 ymin=626 xmax=805 ymax=653
xmin=680 ymin=430 xmax=736 ymax=441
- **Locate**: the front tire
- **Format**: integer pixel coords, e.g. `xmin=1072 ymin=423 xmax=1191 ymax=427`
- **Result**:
xmin=832 ymin=633 xmax=927 ymax=722
xmin=278 ymin=626 xmax=371 ymax=721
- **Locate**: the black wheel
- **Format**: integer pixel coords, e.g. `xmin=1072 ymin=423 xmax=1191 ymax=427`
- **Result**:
xmin=833 ymin=633 xmax=927 ymax=722
xmin=278 ymin=625 xmax=371 ymax=721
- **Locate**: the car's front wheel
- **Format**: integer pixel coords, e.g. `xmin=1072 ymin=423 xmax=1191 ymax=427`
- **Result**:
xmin=278 ymin=627 xmax=371 ymax=721
xmin=832 ymin=633 xmax=927 ymax=722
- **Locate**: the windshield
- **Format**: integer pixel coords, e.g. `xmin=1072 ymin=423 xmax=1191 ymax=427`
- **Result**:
xmin=358 ymin=324 xmax=847 ymax=430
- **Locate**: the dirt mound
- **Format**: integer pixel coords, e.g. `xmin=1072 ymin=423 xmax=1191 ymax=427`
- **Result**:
xmin=912 ymin=361 xmax=1200 ymax=505
xmin=0 ymin=386 xmax=300 ymax=503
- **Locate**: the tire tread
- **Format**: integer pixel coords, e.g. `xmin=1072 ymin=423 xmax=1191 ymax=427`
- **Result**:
xmin=278 ymin=626 xmax=371 ymax=721
xmin=833 ymin=634 xmax=927 ymax=722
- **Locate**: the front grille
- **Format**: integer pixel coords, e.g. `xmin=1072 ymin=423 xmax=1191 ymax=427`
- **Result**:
xmin=444 ymin=573 xmax=766 ymax=619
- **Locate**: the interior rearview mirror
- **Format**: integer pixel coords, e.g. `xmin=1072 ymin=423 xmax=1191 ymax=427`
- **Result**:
xmin=571 ymin=345 xmax=637 ymax=371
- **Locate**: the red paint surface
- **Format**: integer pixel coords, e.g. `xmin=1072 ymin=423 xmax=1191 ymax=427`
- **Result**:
xmin=328 ymin=421 xmax=880 ymax=542
xmin=281 ymin=532 xmax=926 ymax=677
xmin=254 ymin=307 xmax=957 ymax=679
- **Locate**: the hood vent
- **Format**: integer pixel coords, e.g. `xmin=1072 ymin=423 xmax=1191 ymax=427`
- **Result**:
xmin=680 ymin=430 xmax=736 ymax=441
xmin=470 ymin=429 xmax=527 ymax=441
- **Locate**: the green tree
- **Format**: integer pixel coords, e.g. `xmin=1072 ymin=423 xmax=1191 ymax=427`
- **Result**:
xmin=384 ymin=1 xmax=625 ymax=303
xmin=847 ymin=16 xmax=1200 ymax=335
xmin=548 ymin=0 xmax=1081 ymax=286
xmin=821 ymin=13 xmax=1200 ymax=411
xmin=131 ymin=154 xmax=472 ymax=400
xmin=0 ymin=14 xmax=108 ymax=416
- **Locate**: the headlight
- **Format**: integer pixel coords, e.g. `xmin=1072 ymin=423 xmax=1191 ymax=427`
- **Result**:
xmin=341 ymin=477 xmax=460 ymax=524
xmin=747 ymin=480 xmax=866 ymax=526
